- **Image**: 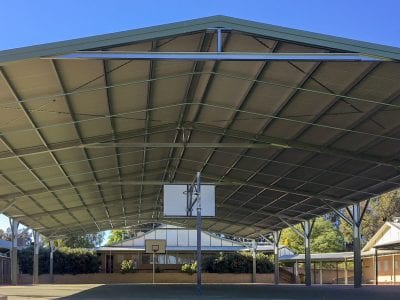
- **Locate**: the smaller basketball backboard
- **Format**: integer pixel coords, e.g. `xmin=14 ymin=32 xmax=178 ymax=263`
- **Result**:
xmin=145 ymin=239 xmax=166 ymax=254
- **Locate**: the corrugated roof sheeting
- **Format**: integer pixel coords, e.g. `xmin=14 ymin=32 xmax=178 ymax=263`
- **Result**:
xmin=0 ymin=16 xmax=400 ymax=238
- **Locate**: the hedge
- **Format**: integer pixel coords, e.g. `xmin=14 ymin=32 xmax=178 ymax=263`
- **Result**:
xmin=18 ymin=246 xmax=101 ymax=275
xmin=202 ymin=252 xmax=274 ymax=273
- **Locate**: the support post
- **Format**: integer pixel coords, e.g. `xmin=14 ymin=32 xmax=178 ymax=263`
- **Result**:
xmin=344 ymin=258 xmax=348 ymax=285
xmin=294 ymin=261 xmax=299 ymax=283
xmin=252 ymin=239 xmax=257 ymax=283
xmin=33 ymin=231 xmax=40 ymax=284
xmin=319 ymin=261 xmax=323 ymax=285
xmin=10 ymin=219 xmax=19 ymax=285
xmin=273 ymin=231 xmax=281 ymax=285
xmin=353 ymin=203 xmax=362 ymax=288
xmin=374 ymin=248 xmax=379 ymax=285
xmin=304 ymin=220 xmax=312 ymax=286
xmin=336 ymin=262 xmax=339 ymax=284
xmin=152 ymin=252 xmax=155 ymax=284
xmin=49 ymin=240 xmax=54 ymax=283
xmin=216 ymin=28 xmax=222 ymax=52
xmin=195 ymin=172 xmax=202 ymax=296
xmin=393 ymin=255 xmax=396 ymax=284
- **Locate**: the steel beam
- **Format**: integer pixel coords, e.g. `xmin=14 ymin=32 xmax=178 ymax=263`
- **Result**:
xmin=81 ymin=142 xmax=290 ymax=149
xmin=189 ymin=122 xmax=400 ymax=170
xmin=47 ymin=51 xmax=387 ymax=62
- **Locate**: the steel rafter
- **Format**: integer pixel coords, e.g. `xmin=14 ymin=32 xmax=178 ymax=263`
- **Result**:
xmin=51 ymin=60 xmax=110 ymax=230
xmin=265 ymin=70 xmax=400 ymax=206
xmin=154 ymin=31 xmax=232 ymax=219
xmin=103 ymin=59 xmax=127 ymax=227
xmin=152 ymin=30 xmax=211 ymax=219
xmin=202 ymin=61 xmax=324 ymax=229
xmin=0 ymin=123 xmax=178 ymax=161
xmin=252 ymin=62 xmax=381 ymax=202
xmin=197 ymin=40 xmax=279 ymax=182
xmin=189 ymin=122 xmax=400 ymax=170
xmin=139 ymin=41 xmax=157 ymax=218
xmin=0 ymin=173 xmax=60 ymax=232
xmin=0 ymin=67 xmax=88 ymax=231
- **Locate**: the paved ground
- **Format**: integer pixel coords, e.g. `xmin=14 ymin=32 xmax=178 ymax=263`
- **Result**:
xmin=0 ymin=284 xmax=400 ymax=300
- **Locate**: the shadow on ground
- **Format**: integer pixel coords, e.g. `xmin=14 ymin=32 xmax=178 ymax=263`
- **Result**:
xmin=60 ymin=284 xmax=400 ymax=300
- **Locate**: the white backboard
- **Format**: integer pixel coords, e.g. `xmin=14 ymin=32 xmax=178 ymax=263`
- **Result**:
xmin=145 ymin=239 xmax=166 ymax=254
xmin=163 ymin=184 xmax=215 ymax=217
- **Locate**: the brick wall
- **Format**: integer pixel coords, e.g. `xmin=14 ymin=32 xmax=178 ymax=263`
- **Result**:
xmin=19 ymin=273 xmax=274 ymax=285
xmin=363 ymin=254 xmax=400 ymax=284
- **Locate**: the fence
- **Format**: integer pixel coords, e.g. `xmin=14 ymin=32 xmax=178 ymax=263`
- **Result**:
xmin=0 ymin=255 xmax=10 ymax=284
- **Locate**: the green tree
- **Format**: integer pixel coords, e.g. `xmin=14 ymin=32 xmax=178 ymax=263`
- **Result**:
xmin=340 ymin=191 xmax=400 ymax=245
xmin=281 ymin=217 xmax=345 ymax=253
xmin=107 ymin=230 xmax=125 ymax=245
xmin=107 ymin=229 xmax=134 ymax=245
xmin=46 ymin=232 xmax=105 ymax=248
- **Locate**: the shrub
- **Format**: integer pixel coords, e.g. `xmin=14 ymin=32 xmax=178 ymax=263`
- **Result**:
xmin=202 ymin=252 xmax=273 ymax=273
xmin=18 ymin=246 xmax=101 ymax=275
xmin=120 ymin=259 xmax=136 ymax=274
xmin=181 ymin=262 xmax=197 ymax=275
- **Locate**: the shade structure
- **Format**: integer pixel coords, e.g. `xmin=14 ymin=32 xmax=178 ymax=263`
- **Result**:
xmin=0 ymin=15 xmax=400 ymax=239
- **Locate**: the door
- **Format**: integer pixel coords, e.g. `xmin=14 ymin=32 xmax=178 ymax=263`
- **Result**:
xmin=106 ymin=255 xmax=114 ymax=273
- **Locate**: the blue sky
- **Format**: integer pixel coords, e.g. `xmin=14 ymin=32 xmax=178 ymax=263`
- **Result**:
xmin=0 ymin=0 xmax=398 ymax=232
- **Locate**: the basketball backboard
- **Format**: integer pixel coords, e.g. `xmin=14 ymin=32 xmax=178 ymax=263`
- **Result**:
xmin=163 ymin=184 xmax=215 ymax=217
xmin=145 ymin=239 xmax=166 ymax=254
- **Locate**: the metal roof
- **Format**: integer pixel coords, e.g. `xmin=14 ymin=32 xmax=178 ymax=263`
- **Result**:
xmin=279 ymin=252 xmax=354 ymax=262
xmin=1 ymin=15 xmax=400 ymax=239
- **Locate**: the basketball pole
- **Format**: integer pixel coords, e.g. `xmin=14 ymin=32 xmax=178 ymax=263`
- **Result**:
xmin=152 ymin=252 xmax=155 ymax=284
xmin=195 ymin=171 xmax=202 ymax=296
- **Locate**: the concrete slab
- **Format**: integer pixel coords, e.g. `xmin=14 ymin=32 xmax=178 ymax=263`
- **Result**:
xmin=0 ymin=284 xmax=399 ymax=300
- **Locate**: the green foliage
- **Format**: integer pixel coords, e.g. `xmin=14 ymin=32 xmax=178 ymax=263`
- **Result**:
xmin=341 ymin=192 xmax=400 ymax=245
xmin=120 ymin=259 xmax=136 ymax=274
xmin=60 ymin=233 xmax=105 ymax=248
xmin=18 ymin=246 xmax=101 ymax=275
xmin=181 ymin=261 xmax=197 ymax=275
xmin=281 ymin=217 xmax=345 ymax=253
xmin=107 ymin=229 xmax=133 ymax=245
xmin=202 ymin=252 xmax=273 ymax=273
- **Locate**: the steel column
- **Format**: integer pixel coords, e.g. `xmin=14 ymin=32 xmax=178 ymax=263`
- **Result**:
xmin=273 ymin=231 xmax=281 ymax=285
xmin=393 ymin=254 xmax=396 ymax=284
xmin=374 ymin=249 xmax=379 ymax=285
xmin=195 ymin=172 xmax=202 ymax=296
xmin=353 ymin=203 xmax=362 ymax=288
xmin=344 ymin=258 xmax=348 ymax=285
xmin=252 ymin=239 xmax=257 ymax=283
xmin=319 ymin=261 xmax=323 ymax=284
xmin=49 ymin=240 xmax=55 ymax=283
xmin=304 ymin=220 xmax=312 ymax=286
xmin=33 ymin=231 xmax=40 ymax=284
xmin=10 ymin=219 xmax=19 ymax=285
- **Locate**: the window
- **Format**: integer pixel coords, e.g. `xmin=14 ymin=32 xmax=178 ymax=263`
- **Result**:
xmin=117 ymin=255 xmax=124 ymax=264
xmin=383 ymin=260 xmax=389 ymax=272
xmin=142 ymin=254 xmax=150 ymax=264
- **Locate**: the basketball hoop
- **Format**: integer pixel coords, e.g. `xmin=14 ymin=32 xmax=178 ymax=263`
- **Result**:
xmin=151 ymin=244 xmax=159 ymax=253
